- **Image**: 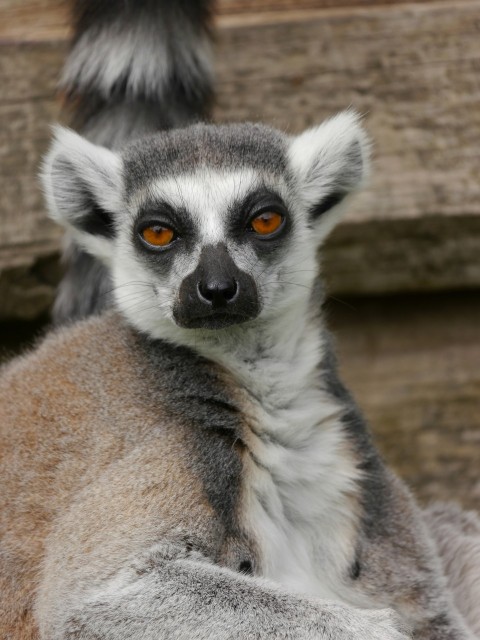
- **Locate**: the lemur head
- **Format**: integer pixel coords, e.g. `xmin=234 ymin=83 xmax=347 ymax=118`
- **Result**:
xmin=43 ymin=112 xmax=369 ymax=338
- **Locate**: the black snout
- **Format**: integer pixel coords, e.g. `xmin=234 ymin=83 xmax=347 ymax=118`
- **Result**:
xmin=174 ymin=243 xmax=260 ymax=329
xmin=198 ymin=277 xmax=238 ymax=308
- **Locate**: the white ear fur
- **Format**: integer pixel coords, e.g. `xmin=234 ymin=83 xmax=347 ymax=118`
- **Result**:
xmin=41 ymin=126 xmax=123 ymax=264
xmin=288 ymin=110 xmax=370 ymax=239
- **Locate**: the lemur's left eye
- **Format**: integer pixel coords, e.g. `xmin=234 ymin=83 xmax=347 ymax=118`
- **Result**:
xmin=250 ymin=211 xmax=284 ymax=236
xmin=141 ymin=225 xmax=175 ymax=247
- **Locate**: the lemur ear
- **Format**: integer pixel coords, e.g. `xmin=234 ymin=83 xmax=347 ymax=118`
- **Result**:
xmin=41 ymin=127 xmax=123 ymax=264
xmin=288 ymin=111 xmax=370 ymax=240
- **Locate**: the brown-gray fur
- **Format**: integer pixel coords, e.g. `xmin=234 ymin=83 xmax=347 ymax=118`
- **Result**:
xmin=0 ymin=313 xmax=404 ymax=640
xmin=0 ymin=314 xmax=244 ymax=638
xmin=1 ymin=311 xmax=478 ymax=638
xmin=424 ymin=504 xmax=480 ymax=636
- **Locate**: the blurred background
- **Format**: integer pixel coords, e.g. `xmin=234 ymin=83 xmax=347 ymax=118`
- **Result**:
xmin=0 ymin=0 xmax=479 ymax=507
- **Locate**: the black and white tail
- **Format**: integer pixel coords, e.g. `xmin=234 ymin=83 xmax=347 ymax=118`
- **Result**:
xmin=53 ymin=0 xmax=214 ymax=324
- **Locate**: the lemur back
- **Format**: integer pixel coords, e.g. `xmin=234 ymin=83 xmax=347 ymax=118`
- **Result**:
xmin=1 ymin=2 xmax=479 ymax=640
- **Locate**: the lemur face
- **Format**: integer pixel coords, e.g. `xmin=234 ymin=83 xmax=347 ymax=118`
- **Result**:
xmin=129 ymin=173 xmax=283 ymax=329
xmin=43 ymin=114 xmax=369 ymax=336
xmin=120 ymin=166 xmax=299 ymax=332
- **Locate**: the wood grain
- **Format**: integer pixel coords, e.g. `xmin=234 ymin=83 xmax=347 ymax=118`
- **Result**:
xmin=330 ymin=291 xmax=480 ymax=510
xmin=0 ymin=0 xmax=459 ymax=41
xmin=1 ymin=1 xmax=480 ymax=317
xmin=220 ymin=0 xmax=456 ymax=14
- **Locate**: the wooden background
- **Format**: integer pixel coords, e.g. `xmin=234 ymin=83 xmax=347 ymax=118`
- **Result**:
xmin=0 ymin=0 xmax=479 ymax=509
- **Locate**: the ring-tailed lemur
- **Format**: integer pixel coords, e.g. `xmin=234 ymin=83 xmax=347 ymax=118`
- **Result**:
xmin=1 ymin=1 xmax=479 ymax=639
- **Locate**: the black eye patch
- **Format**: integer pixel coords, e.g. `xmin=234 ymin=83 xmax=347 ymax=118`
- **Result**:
xmin=132 ymin=200 xmax=198 ymax=275
xmin=228 ymin=187 xmax=291 ymax=243
xmin=134 ymin=200 xmax=195 ymax=237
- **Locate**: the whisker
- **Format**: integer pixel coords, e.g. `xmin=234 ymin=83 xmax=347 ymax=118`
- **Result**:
xmin=98 ymin=281 xmax=154 ymax=299
xmin=263 ymin=280 xmax=312 ymax=290
xmin=326 ymin=296 xmax=358 ymax=311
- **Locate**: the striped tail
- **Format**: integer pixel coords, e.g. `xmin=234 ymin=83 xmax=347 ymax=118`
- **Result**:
xmin=53 ymin=0 xmax=215 ymax=324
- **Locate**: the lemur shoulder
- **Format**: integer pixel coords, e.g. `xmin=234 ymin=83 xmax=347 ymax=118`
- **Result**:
xmin=1 ymin=1 xmax=479 ymax=639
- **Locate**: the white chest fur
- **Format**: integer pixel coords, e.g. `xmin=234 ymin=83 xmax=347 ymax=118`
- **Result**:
xmin=244 ymin=373 xmax=360 ymax=601
xmin=208 ymin=314 xmax=362 ymax=602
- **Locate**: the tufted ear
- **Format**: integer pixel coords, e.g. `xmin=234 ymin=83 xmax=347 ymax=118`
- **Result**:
xmin=41 ymin=127 xmax=123 ymax=264
xmin=288 ymin=111 xmax=370 ymax=240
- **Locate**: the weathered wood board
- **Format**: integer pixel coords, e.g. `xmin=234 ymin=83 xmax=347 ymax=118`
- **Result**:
xmin=1 ymin=0 xmax=480 ymax=318
xmin=0 ymin=0 xmax=458 ymax=42
xmin=330 ymin=291 xmax=480 ymax=511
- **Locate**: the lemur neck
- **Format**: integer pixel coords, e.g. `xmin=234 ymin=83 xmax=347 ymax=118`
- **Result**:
xmin=177 ymin=293 xmax=325 ymax=411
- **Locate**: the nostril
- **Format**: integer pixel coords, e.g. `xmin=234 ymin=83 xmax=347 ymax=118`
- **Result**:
xmin=219 ymin=279 xmax=238 ymax=302
xmin=198 ymin=278 xmax=238 ymax=307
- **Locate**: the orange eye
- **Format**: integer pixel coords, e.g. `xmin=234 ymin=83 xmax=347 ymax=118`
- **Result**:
xmin=141 ymin=225 xmax=175 ymax=247
xmin=250 ymin=211 xmax=284 ymax=236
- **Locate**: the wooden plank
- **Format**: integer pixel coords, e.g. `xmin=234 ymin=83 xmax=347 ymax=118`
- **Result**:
xmin=0 ymin=41 xmax=62 ymax=290
xmin=0 ymin=0 xmax=462 ymax=41
xmin=220 ymin=0 xmax=457 ymax=14
xmin=331 ymin=291 xmax=480 ymax=509
xmin=1 ymin=1 xmax=480 ymax=318
xmin=0 ymin=0 xmax=67 ymax=42
xmin=324 ymin=214 xmax=480 ymax=295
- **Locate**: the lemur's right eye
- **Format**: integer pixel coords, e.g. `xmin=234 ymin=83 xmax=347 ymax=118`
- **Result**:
xmin=250 ymin=211 xmax=284 ymax=237
xmin=140 ymin=225 xmax=175 ymax=248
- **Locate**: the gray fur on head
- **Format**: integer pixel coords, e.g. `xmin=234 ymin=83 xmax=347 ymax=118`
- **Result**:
xmin=42 ymin=112 xmax=369 ymax=338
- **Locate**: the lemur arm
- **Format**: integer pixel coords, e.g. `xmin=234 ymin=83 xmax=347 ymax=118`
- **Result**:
xmin=42 ymin=541 xmax=408 ymax=640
